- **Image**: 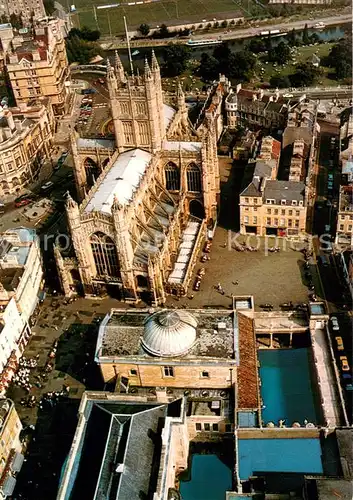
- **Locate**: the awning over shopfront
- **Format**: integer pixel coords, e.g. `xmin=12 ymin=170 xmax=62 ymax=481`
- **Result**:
xmin=10 ymin=452 xmax=24 ymax=473
xmin=2 ymin=476 xmax=16 ymax=496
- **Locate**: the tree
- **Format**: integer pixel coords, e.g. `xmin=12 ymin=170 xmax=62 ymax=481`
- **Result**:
xmin=65 ymin=36 xmax=103 ymax=65
xmin=221 ymin=20 xmax=228 ymax=28
xmin=287 ymin=28 xmax=298 ymax=46
xmin=302 ymin=23 xmax=310 ymax=45
xmin=139 ymin=23 xmax=150 ymax=36
xmin=326 ymin=35 xmax=352 ymax=80
xmin=158 ymin=24 xmax=170 ymax=38
xmin=270 ymin=75 xmax=291 ymax=88
xmin=289 ymin=62 xmax=321 ymax=87
xmin=228 ymin=50 xmax=256 ymax=80
xmin=213 ymin=42 xmax=231 ymax=73
xmin=310 ymin=33 xmax=320 ymax=44
xmin=162 ymin=43 xmax=191 ymax=76
xmin=269 ymin=41 xmax=291 ymax=65
xmin=247 ymin=38 xmax=266 ymax=54
xmin=9 ymin=13 xmax=23 ymax=29
xmin=43 ymin=0 xmax=55 ymax=15
xmin=214 ymin=21 xmax=219 ymax=28
xmin=68 ymin=26 xmax=100 ymax=42
xmin=198 ymin=53 xmax=219 ymax=81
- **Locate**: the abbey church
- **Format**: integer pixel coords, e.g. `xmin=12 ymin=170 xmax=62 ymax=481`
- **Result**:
xmin=55 ymin=52 xmax=226 ymax=304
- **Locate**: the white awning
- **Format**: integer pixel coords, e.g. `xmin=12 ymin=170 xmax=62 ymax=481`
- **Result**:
xmin=2 ymin=476 xmax=16 ymax=496
xmin=11 ymin=452 xmax=24 ymax=472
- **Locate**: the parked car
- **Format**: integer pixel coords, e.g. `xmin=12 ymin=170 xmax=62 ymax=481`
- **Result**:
xmin=41 ymin=181 xmax=54 ymax=192
xmin=340 ymin=356 xmax=350 ymax=372
xmin=82 ymin=88 xmax=96 ymax=95
xmin=335 ymin=336 xmax=344 ymax=351
xmin=98 ymin=78 xmax=105 ymax=84
xmin=331 ymin=316 xmax=339 ymax=331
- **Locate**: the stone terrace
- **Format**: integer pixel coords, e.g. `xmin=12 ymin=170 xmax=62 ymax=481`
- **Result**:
xmin=165 ymin=226 xmax=311 ymax=310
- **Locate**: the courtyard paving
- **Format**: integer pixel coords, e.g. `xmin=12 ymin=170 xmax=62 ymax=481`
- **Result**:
xmin=166 ymin=227 xmax=316 ymax=310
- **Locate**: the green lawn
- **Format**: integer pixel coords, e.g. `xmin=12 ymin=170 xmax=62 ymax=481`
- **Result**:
xmin=73 ymin=0 xmax=266 ymax=35
xmin=255 ymin=42 xmax=338 ymax=87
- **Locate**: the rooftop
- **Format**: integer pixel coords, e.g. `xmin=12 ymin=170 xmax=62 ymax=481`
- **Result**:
xmin=84 ymin=149 xmax=152 ymax=214
xmin=264 ymin=180 xmax=306 ymax=204
xmin=96 ymin=308 xmax=237 ymax=361
xmin=77 ymin=138 xmax=115 ymax=150
xmin=0 ymin=228 xmax=37 ymax=268
xmin=57 ymin=394 xmax=183 ymax=500
xmin=339 ymin=185 xmax=353 ymax=212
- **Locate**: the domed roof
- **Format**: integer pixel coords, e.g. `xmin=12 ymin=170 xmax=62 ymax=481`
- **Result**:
xmin=142 ymin=310 xmax=197 ymax=357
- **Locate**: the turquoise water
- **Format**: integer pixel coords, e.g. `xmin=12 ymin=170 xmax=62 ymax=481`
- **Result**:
xmin=180 ymin=454 xmax=232 ymax=500
xmin=238 ymin=438 xmax=323 ymax=480
xmin=258 ymin=348 xmax=318 ymax=425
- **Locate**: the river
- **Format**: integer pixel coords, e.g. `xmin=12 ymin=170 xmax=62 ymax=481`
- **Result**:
xmin=107 ymin=23 xmax=349 ymax=68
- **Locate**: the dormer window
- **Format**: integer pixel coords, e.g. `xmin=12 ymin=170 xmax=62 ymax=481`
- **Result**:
xmin=292 ymin=200 xmax=298 ymax=206
xmin=299 ymin=201 xmax=303 ymax=206
xmin=281 ymin=199 xmax=286 ymax=205
xmin=266 ymin=199 xmax=275 ymax=205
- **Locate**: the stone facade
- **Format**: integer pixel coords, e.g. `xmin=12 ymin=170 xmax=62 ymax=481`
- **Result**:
xmin=0 ymin=102 xmax=55 ymax=197
xmin=6 ymin=19 xmax=69 ymax=115
xmin=335 ymin=185 xmax=353 ymax=246
xmin=0 ymin=0 xmax=46 ymax=26
xmin=56 ymin=53 xmax=220 ymax=304
xmin=0 ymin=399 xmax=23 ymax=499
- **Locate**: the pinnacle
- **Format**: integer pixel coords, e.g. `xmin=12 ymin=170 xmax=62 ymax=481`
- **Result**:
xmin=144 ymin=58 xmax=152 ymax=78
xmin=151 ymin=50 xmax=159 ymax=71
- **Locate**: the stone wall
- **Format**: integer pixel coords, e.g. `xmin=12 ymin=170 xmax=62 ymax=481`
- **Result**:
xmin=100 ymin=361 xmax=234 ymax=388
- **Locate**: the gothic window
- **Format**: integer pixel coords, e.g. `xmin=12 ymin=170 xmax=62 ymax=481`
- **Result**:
xmin=135 ymin=102 xmax=146 ymax=115
xmin=90 ymin=232 xmax=121 ymax=278
xmin=138 ymin=121 xmax=150 ymax=145
xmin=164 ymin=162 xmax=180 ymax=191
xmin=120 ymin=101 xmax=129 ymax=114
xmin=186 ymin=163 xmax=201 ymax=192
xmin=84 ymin=158 xmax=99 ymax=188
xmin=122 ymin=121 xmax=134 ymax=145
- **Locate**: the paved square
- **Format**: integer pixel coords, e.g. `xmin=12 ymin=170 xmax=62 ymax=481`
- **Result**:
xmin=166 ymin=227 xmax=312 ymax=310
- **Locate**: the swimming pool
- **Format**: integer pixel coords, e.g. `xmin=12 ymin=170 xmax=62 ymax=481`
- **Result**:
xmin=258 ymin=348 xmax=319 ymax=425
xmin=238 ymin=438 xmax=323 ymax=480
xmin=180 ymin=454 xmax=232 ymax=500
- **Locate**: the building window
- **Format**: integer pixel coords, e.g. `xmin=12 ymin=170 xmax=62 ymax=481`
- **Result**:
xmin=253 ymin=207 xmax=257 ymax=212
xmin=289 ymin=210 xmax=293 ymax=216
xmin=129 ymin=369 xmax=137 ymax=376
xmin=195 ymin=423 xmax=202 ymax=431
xmin=163 ymin=366 xmax=174 ymax=377
xmin=267 ymin=217 xmax=271 ymax=225
xmin=200 ymin=370 xmax=209 ymax=378
xmin=212 ymin=423 xmax=219 ymax=432
xmin=186 ymin=163 xmax=201 ymax=192
xmin=253 ymin=216 xmax=257 ymax=224
xmin=164 ymin=162 xmax=180 ymax=191
xmin=204 ymin=423 xmax=210 ymax=431
xmin=281 ymin=200 xmax=286 ymax=205
xmin=288 ymin=219 xmax=293 ymax=227
xmin=274 ymin=209 xmax=278 ymax=215
xmin=295 ymin=220 xmax=299 ymax=228
xmin=244 ymin=207 xmax=249 ymax=212
xmin=122 ymin=121 xmax=134 ymax=144
xmin=296 ymin=210 xmax=300 ymax=216
xmin=267 ymin=208 xmax=271 ymax=214
xmin=90 ymin=232 xmax=121 ymax=278
xmin=292 ymin=200 xmax=297 ymax=205
xmin=225 ymin=424 xmax=232 ymax=433
xmin=280 ymin=218 xmax=285 ymax=226
xmin=244 ymin=216 xmax=249 ymax=223
xmin=349 ymin=225 xmax=352 ymax=231
xmin=254 ymin=198 xmax=257 ymax=204
xmin=274 ymin=218 xmax=278 ymax=226
xmin=281 ymin=209 xmax=285 ymax=215
xmin=245 ymin=197 xmax=249 ymax=204
xmin=340 ymin=224 xmax=344 ymax=230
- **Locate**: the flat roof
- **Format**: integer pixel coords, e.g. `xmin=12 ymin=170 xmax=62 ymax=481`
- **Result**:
xmin=96 ymin=308 xmax=237 ymax=360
